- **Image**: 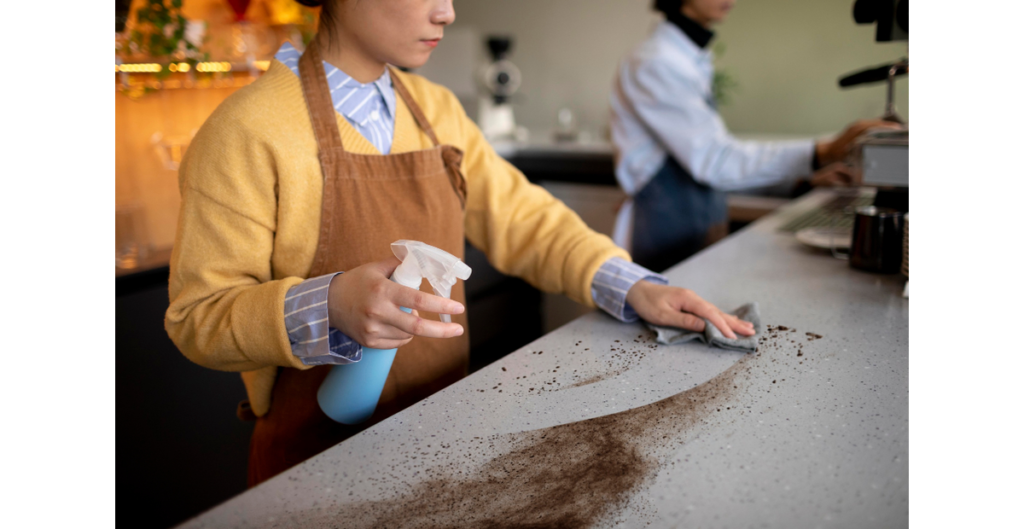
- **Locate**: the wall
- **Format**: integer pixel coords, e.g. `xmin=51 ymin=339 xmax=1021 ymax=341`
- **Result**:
xmin=444 ymin=0 xmax=909 ymax=137
xmin=116 ymin=0 xmax=313 ymax=251
xmin=116 ymin=86 xmax=242 ymax=250
xmin=120 ymin=0 xmax=912 ymax=250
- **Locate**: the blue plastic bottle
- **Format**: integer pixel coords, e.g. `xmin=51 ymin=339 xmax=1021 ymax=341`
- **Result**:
xmin=316 ymin=307 xmax=411 ymax=424
xmin=317 ymin=240 xmax=472 ymax=425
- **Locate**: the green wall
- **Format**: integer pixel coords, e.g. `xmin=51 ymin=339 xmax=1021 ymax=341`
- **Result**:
xmin=447 ymin=0 xmax=908 ymax=138
xmin=714 ymin=0 xmax=908 ymax=135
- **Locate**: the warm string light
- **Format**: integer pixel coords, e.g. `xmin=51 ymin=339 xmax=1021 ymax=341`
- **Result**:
xmin=195 ymin=61 xmax=233 ymax=73
xmin=114 ymin=61 xmax=235 ymax=73
xmin=114 ymin=60 xmax=267 ymax=93
xmin=116 ymin=63 xmax=163 ymax=73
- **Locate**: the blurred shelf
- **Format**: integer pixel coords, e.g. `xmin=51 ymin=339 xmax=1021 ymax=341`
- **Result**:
xmin=116 ymin=246 xmax=172 ymax=297
xmin=496 ymin=138 xmax=617 ymax=186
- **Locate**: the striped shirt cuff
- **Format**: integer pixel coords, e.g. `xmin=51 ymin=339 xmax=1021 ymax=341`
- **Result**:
xmin=591 ymin=257 xmax=668 ymax=323
xmin=284 ymin=273 xmax=362 ymax=366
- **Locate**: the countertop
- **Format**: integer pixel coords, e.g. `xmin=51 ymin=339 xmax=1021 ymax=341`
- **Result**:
xmin=180 ymin=188 xmax=908 ymax=528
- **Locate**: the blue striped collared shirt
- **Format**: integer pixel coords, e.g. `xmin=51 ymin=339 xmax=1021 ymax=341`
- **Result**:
xmin=284 ymin=273 xmax=361 ymax=365
xmin=277 ymin=43 xmax=667 ymax=365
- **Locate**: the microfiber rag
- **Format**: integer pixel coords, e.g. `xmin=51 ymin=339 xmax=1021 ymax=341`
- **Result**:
xmin=646 ymin=302 xmax=761 ymax=353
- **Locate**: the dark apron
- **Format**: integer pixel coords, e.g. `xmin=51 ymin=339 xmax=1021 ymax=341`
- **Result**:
xmin=630 ymin=155 xmax=728 ymax=272
xmin=247 ymin=42 xmax=471 ymax=487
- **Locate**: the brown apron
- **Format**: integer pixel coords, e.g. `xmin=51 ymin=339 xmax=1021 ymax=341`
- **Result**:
xmin=247 ymin=43 xmax=470 ymax=487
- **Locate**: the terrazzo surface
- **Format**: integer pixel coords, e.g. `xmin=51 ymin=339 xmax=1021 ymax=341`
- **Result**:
xmin=180 ymin=189 xmax=908 ymax=529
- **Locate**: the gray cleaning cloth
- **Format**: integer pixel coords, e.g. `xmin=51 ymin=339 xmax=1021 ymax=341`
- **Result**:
xmin=646 ymin=302 xmax=761 ymax=353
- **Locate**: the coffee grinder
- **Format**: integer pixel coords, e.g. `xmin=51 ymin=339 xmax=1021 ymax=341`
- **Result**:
xmin=477 ymin=36 xmax=522 ymax=142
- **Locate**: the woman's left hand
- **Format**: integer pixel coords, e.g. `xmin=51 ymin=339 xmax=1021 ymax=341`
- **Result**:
xmin=809 ymin=162 xmax=860 ymax=187
xmin=625 ymin=280 xmax=755 ymax=340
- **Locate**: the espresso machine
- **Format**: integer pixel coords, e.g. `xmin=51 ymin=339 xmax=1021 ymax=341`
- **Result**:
xmin=841 ymin=0 xmax=909 ymax=281
xmin=842 ymin=0 xmax=909 ymax=213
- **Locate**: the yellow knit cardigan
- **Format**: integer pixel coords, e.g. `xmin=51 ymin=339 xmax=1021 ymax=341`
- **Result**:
xmin=165 ymin=60 xmax=630 ymax=417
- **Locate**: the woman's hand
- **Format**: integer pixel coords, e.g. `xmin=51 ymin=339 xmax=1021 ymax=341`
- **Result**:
xmin=809 ymin=162 xmax=860 ymax=187
xmin=815 ymin=119 xmax=903 ymax=166
xmin=625 ymin=280 xmax=755 ymax=340
xmin=327 ymin=256 xmax=465 ymax=349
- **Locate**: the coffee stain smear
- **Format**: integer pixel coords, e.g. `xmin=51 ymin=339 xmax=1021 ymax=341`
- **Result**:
xmin=283 ymin=326 xmax=822 ymax=529
xmin=295 ymin=353 xmax=763 ymax=529
xmin=555 ymin=333 xmax=660 ymax=392
xmin=473 ymin=333 xmax=661 ymax=397
xmin=563 ymin=369 xmax=622 ymax=390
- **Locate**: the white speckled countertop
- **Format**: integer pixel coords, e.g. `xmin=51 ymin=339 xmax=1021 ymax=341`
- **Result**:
xmin=180 ymin=188 xmax=908 ymax=529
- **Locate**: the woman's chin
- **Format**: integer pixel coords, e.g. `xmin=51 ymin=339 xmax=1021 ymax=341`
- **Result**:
xmin=391 ymin=52 xmax=433 ymax=70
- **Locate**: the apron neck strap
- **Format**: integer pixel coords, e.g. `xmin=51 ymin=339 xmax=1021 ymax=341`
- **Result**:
xmin=388 ymin=66 xmax=440 ymax=147
xmin=298 ymin=41 xmax=345 ymax=153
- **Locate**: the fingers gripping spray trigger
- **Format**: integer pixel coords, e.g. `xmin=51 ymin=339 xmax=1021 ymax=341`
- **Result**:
xmin=317 ymin=240 xmax=472 ymax=424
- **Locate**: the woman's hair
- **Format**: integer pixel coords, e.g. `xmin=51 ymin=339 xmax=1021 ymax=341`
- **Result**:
xmin=653 ymin=0 xmax=683 ymax=15
xmin=295 ymin=0 xmax=339 ymax=49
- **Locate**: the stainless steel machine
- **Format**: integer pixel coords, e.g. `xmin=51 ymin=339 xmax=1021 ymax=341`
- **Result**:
xmin=842 ymin=0 xmax=910 ymax=212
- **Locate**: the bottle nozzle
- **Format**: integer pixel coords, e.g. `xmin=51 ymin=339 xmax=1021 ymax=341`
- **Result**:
xmin=390 ymin=240 xmax=472 ymax=323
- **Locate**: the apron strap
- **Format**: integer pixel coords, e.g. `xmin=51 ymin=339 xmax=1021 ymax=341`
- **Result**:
xmin=298 ymin=41 xmax=346 ymax=153
xmin=299 ymin=43 xmax=442 ymax=151
xmin=388 ymin=66 xmax=441 ymax=148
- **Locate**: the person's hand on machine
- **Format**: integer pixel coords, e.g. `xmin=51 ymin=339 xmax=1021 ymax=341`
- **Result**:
xmin=815 ymin=118 xmax=903 ymax=166
xmin=625 ymin=280 xmax=755 ymax=340
xmin=327 ymin=256 xmax=465 ymax=350
xmin=809 ymin=162 xmax=860 ymax=187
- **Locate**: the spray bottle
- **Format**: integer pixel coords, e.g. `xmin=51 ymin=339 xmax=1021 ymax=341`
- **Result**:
xmin=317 ymin=240 xmax=472 ymax=424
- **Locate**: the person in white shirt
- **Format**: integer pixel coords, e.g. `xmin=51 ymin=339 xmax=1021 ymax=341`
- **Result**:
xmin=610 ymin=0 xmax=898 ymax=271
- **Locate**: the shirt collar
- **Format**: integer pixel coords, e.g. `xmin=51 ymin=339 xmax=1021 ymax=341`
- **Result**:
xmin=664 ymin=11 xmax=714 ymax=49
xmin=273 ymin=42 xmax=396 ymax=123
xmin=656 ymin=20 xmax=713 ymax=63
xmin=374 ymin=68 xmax=397 ymax=122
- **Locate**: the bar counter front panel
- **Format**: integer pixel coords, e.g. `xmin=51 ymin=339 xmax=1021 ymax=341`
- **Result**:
xmin=179 ymin=189 xmax=908 ymax=528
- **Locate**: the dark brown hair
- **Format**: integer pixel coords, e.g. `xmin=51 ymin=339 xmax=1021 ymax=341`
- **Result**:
xmin=653 ymin=0 xmax=683 ymax=15
xmin=295 ymin=0 xmax=340 ymax=49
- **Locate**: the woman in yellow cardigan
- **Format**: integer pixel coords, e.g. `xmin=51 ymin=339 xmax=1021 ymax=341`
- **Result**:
xmin=166 ymin=0 xmax=755 ymax=486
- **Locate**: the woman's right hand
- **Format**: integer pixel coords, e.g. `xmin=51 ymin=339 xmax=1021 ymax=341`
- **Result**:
xmin=327 ymin=256 xmax=465 ymax=350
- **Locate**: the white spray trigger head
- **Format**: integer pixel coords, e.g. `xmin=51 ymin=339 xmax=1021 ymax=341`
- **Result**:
xmin=390 ymin=240 xmax=472 ymax=323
